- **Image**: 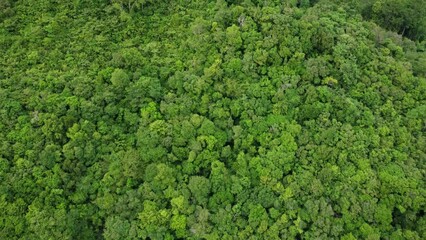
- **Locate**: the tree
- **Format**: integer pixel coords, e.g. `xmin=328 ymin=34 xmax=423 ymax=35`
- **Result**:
xmin=188 ymin=176 xmax=211 ymax=206
xmin=111 ymin=0 xmax=150 ymax=12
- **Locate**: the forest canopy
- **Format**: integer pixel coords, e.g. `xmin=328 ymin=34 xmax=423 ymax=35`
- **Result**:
xmin=0 ymin=0 xmax=425 ymax=239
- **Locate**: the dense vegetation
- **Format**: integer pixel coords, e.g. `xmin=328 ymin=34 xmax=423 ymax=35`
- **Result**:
xmin=351 ymin=0 xmax=426 ymax=41
xmin=0 ymin=0 xmax=425 ymax=239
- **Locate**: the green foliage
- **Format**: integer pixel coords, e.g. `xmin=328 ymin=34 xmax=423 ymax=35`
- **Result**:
xmin=371 ymin=0 xmax=426 ymax=40
xmin=0 ymin=0 xmax=425 ymax=239
xmin=332 ymin=0 xmax=426 ymax=40
xmin=188 ymin=176 xmax=211 ymax=206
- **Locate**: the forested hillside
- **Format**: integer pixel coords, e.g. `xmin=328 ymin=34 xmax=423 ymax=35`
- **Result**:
xmin=0 ymin=0 xmax=425 ymax=239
